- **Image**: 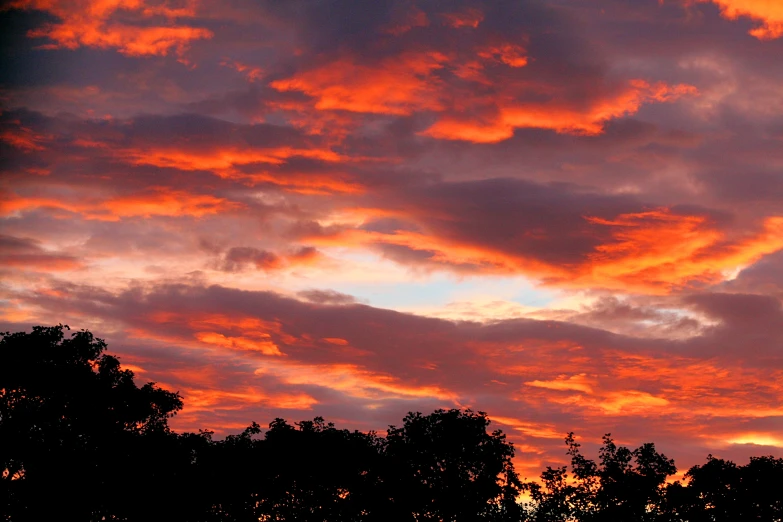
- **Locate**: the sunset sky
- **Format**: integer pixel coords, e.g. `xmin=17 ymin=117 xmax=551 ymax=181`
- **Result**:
xmin=2 ymin=0 xmax=783 ymax=479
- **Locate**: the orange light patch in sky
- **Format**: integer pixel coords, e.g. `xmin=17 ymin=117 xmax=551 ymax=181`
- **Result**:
xmin=257 ymin=363 xmax=457 ymax=401
xmin=725 ymin=433 xmax=783 ymax=448
xmin=195 ymin=332 xmax=284 ymax=356
xmin=150 ymin=312 xmax=301 ymax=346
xmin=270 ymin=52 xmax=450 ymax=115
xmin=221 ymin=60 xmax=264 ymax=82
xmin=491 ymin=416 xmax=564 ymax=440
xmin=477 ymin=43 xmax=528 ymax=68
xmin=183 ymin=387 xmax=317 ymax=411
xmin=703 ymin=0 xmax=783 ymax=39
xmin=14 ymin=0 xmax=213 ymax=56
xmin=583 ymin=211 xmax=783 ymax=292
xmin=304 ymin=206 xmax=783 ymax=291
xmin=126 ymin=145 xmax=345 ymax=170
xmin=0 ymin=254 xmax=81 ymax=271
xmin=422 ymin=80 xmax=697 ymax=142
xmin=139 ymin=312 xmax=457 ymax=402
xmin=525 ymin=374 xmax=595 ymax=394
xmin=0 ymin=188 xmax=242 ymax=221
xmin=0 ymin=127 xmax=48 ymax=151
xmin=236 ymin=170 xmax=365 ymax=194
xmin=441 ymin=8 xmax=484 ymax=28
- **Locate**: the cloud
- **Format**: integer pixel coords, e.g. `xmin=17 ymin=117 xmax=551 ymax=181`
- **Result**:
xmin=421 ymin=81 xmax=697 ymax=143
xmin=721 ymin=250 xmax=783 ymax=297
xmin=3 ymin=281 xmax=782 ymax=467
xmin=3 ymin=0 xmax=783 ymax=477
xmin=295 ymin=179 xmax=783 ymax=291
xmin=526 ymin=374 xmax=595 ymax=394
xmin=271 ymin=46 xmax=694 ymax=144
xmin=0 ymin=234 xmax=81 ymax=271
xmin=221 ymin=247 xmax=282 ymax=271
xmin=11 ymin=0 xmax=213 ymax=57
xmin=263 ymin=1 xmax=695 ymax=143
xmin=440 ymin=7 xmax=484 ymax=29
xmin=701 ymin=0 xmax=783 ymax=40
xmin=296 ymin=289 xmax=357 ymax=305
xmin=1 ymin=187 xmax=242 ymax=221
xmin=219 ymin=246 xmax=320 ymax=272
xmin=270 ymin=51 xmax=451 ymax=116
xmin=0 ymin=120 xmax=49 ymax=151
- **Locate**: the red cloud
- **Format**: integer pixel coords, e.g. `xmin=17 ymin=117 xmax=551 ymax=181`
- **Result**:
xmin=299 ymin=199 xmax=783 ymax=292
xmin=580 ymin=211 xmax=783 ymax=292
xmin=270 ymin=52 xmax=451 ymax=116
xmin=700 ymin=0 xmax=783 ymax=39
xmin=12 ymin=0 xmax=212 ymax=56
xmin=1 ymin=187 xmax=242 ymax=221
xmin=422 ymin=81 xmax=697 ymax=143
xmin=440 ymin=8 xmax=484 ymax=28
xmin=5 ymin=283 xmax=782 ymax=468
xmin=271 ymin=40 xmax=693 ymax=143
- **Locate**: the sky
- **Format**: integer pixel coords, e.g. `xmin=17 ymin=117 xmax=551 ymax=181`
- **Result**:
xmin=2 ymin=0 xmax=783 ymax=480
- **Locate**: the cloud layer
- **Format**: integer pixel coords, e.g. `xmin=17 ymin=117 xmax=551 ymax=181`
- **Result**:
xmin=2 ymin=0 xmax=782 ymax=476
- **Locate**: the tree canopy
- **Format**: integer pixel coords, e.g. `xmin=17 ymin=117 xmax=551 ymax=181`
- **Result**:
xmin=2 ymin=326 xmax=782 ymax=521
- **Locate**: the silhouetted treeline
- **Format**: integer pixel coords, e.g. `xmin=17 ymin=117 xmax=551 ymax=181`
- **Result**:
xmin=1 ymin=326 xmax=782 ymax=521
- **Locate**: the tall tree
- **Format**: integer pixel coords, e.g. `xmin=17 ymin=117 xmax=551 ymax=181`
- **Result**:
xmin=526 ymin=433 xmax=676 ymax=521
xmin=384 ymin=409 xmax=525 ymax=521
xmin=0 ymin=325 xmax=184 ymax=521
xmin=664 ymin=454 xmax=783 ymax=521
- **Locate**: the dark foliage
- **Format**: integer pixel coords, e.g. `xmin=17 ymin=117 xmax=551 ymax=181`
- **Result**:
xmin=525 ymin=433 xmax=677 ymax=521
xmin=1 ymin=326 xmax=782 ymax=521
xmin=0 ymin=325 xmax=186 ymax=521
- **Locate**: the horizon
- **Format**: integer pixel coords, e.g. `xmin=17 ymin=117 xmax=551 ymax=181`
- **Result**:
xmin=2 ymin=0 xmax=783 ymax=482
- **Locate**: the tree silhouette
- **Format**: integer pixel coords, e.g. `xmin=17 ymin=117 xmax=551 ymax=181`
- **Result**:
xmin=3 ymin=325 xmax=783 ymax=521
xmin=0 ymin=325 xmax=184 ymax=520
xmin=384 ymin=409 xmax=525 ymax=521
xmin=525 ymin=433 xmax=676 ymax=521
xmin=253 ymin=417 xmax=387 ymax=521
xmin=663 ymin=454 xmax=783 ymax=521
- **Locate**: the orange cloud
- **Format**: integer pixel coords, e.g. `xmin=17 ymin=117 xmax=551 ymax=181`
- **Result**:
xmin=525 ymin=374 xmax=595 ymax=394
xmin=59 ymin=138 xmax=362 ymax=193
xmin=0 ymin=126 xmax=49 ymax=151
xmin=124 ymin=145 xmax=345 ymax=170
xmin=1 ymin=187 xmax=241 ymax=221
xmin=13 ymin=0 xmax=212 ymax=56
xmin=270 ymin=32 xmax=693 ymax=143
xmin=150 ymin=312 xmax=300 ymax=347
xmin=701 ymin=0 xmax=783 ymax=39
xmin=111 ymin=144 xmax=366 ymax=193
xmin=139 ymin=310 xmax=457 ymax=402
xmin=0 ymin=254 xmax=81 ymax=271
xmin=477 ymin=43 xmax=528 ymax=68
xmin=220 ymin=246 xmax=322 ymax=273
xmin=581 ymin=210 xmax=783 ymax=292
xmin=441 ymin=8 xmax=484 ymax=28
xmin=306 ymin=206 xmax=783 ymax=291
xmin=322 ymin=337 xmax=349 ymax=345
xmin=725 ymin=433 xmax=783 ymax=447
xmin=258 ymin=363 xmax=457 ymax=401
xmin=270 ymin=52 xmax=450 ymax=115
xmin=183 ymin=387 xmax=317 ymax=411
xmin=422 ymin=80 xmax=697 ymax=143
xmin=490 ymin=416 xmax=564 ymax=440
xmin=228 ymin=169 xmax=364 ymax=195
xmin=220 ymin=60 xmax=264 ymax=82
xmin=195 ymin=331 xmax=283 ymax=356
